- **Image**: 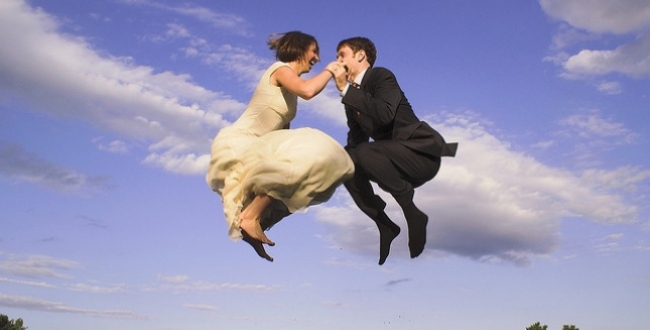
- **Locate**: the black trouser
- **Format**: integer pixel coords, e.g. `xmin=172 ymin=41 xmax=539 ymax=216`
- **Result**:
xmin=344 ymin=140 xmax=441 ymax=219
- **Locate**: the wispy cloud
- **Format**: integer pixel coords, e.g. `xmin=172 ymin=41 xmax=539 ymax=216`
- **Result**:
xmin=0 ymin=277 xmax=56 ymax=289
xmin=183 ymin=303 xmax=219 ymax=311
xmin=557 ymin=110 xmax=638 ymax=142
xmin=550 ymin=110 xmax=643 ymax=165
xmin=146 ymin=275 xmax=277 ymax=293
xmin=158 ymin=274 xmax=190 ymax=283
xmin=596 ymin=80 xmax=622 ymax=95
xmin=67 ymin=283 xmax=127 ymax=294
xmin=0 ymin=294 xmax=146 ymax=320
xmin=0 ymin=253 xmax=79 ymax=278
xmin=121 ymin=0 xmax=253 ymax=36
xmin=0 ymin=141 xmax=110 ymax=192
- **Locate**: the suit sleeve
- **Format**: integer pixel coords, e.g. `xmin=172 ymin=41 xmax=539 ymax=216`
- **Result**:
xmin=341 ymin=68 xmax=401 ymax=134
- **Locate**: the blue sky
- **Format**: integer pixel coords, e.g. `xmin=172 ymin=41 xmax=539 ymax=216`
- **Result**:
xmin=1 ymin=0 xmax=649 ymax=329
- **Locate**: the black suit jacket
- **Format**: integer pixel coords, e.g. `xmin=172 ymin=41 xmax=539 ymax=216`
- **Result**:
xmin=342 ymin=67 xmax=457 ymax=157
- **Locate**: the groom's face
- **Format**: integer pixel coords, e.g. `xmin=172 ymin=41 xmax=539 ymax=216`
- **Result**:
xmin=336 ymin=45 xmax=359 ymax=75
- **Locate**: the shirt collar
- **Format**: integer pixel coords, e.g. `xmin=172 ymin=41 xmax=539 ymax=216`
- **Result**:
xmin=353 ymin=68 xmax=368 ymax=85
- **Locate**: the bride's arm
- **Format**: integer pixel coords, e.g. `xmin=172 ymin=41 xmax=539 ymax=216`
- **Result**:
xmin=271 ymin=62 xmax=343 ymax=100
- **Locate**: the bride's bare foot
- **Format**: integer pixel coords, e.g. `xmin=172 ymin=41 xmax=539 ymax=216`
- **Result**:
xmin=241 ymin=229 xmax=273 ymax=262
xmin=239 ymin=217 xmax=275 ymax=246
xmin=238 ymin=194 xmax=275 ymax=245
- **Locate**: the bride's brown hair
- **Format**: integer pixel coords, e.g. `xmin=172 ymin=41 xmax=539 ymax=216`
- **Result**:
xmin=267 ymin=31 xmax=319 ymax=63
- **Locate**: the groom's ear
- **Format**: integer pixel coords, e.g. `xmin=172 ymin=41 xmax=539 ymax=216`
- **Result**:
xmin=357 ymin=51 xmax=366 ymax=63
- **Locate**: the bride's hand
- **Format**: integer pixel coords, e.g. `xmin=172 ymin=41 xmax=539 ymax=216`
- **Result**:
xmin=325 ymin=62 xmax=344 ymax=77
xmin=325 ymin=62 xmax=348 ymax=91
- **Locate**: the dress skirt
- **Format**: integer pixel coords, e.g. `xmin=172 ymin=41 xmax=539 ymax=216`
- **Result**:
xmin=206 ymin=127 xmax=354 ymax=240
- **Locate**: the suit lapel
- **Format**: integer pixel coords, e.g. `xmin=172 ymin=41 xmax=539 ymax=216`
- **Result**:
xmin=359 ymin=67 xmax=373 ymax=90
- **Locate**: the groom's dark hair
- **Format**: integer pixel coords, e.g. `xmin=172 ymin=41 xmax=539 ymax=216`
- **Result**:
xmin=337 ymin=37 xmax=377 ymax=67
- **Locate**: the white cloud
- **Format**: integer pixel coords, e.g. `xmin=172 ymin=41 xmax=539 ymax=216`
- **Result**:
xmin=164 ymin=23 xmax=190 ymax=39
xmin=144 ymin=150 xmax=212 ymax=175
xmin=315 ymin=111 xmax=648 ymax=266
xmin=539 ymin=0 xmax=650 ymax=34
xmin=549 ymin=26 xmax=599 ymax=50
xmin=596 ymin=81 xmax=622 ymax=94
xmin=94 ymin=138 xmax=129 ymax=154
xmin=302 ymin=89 xmax=349 ymax=127
xmin=561 ymin=34 xmax=650 ymax=78
xmin=540 ymin=0 xmax=650 ymax=86
xmin=0 ymin=0 xmax=243 ymax=175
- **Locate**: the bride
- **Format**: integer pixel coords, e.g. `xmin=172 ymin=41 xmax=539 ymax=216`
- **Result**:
xmin=206 ymin=31 xmax=353 ymax=261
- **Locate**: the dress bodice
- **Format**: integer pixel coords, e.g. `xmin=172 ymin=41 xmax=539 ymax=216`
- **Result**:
xmin=230 ymin=62 xmax=297 ymax=136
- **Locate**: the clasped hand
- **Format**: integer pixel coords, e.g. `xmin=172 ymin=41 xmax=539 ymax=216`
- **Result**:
xmin=325 ymin=61 xmax=350 ymax=92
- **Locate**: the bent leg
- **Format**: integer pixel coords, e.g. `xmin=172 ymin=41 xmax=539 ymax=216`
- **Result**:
xmin=353 ymin=141 xmax=441 ymax=258
xmin=343 ymin=163 xmax=387 ymax=220
xmin=344 ymin=147 xmax=401 ymax=265
xmin=239 ymin=194 xmax=275 ymax=246
xmin=354 ymin=141 xmax=440 ymax=194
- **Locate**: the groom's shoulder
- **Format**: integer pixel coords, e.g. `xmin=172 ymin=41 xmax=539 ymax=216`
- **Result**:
xmin=369 ymin=66 xmax=396 ymax=78
xmin=371 ymin=66 xmax=390 ymax=73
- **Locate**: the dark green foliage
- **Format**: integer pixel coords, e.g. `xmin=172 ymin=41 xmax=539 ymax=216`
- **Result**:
xmin=0 ymin=314 xmax=27 ymax=330
xmin=526 ymin=322 xmax=580 ymax=330
xmin=526 ymin=322 xmax=548 ymax=330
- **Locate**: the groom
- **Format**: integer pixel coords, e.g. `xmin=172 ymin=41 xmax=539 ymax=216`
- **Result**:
xmin=333 ymin=37 xmax=457 ymax=265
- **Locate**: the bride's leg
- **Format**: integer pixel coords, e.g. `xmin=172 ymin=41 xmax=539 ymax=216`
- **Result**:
xmin=239 ymin=194 xmax=275 ymax=245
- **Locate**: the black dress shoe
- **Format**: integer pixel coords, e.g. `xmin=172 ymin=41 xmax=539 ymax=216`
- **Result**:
xmin=406 ymin=209 xmax=427 ymax=258
xmin=393 ymin=189 xmax=428 ymax=258
xmin=375 ymin=212 xmax=401 ymax=265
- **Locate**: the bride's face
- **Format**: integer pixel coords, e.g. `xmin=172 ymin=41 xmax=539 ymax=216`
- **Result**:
xmin=300 ymin=43 xmax=320 ymax=74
